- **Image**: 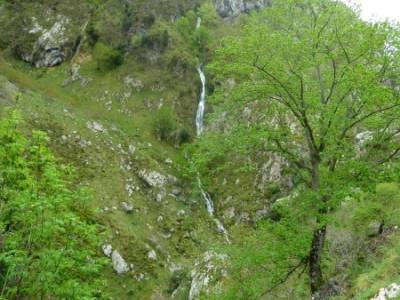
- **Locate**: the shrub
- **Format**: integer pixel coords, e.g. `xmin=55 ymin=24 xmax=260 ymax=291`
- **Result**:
xmin=351 ymin=183 xmax=400 ymax=236
xmin=0 ymin=110 xmax=105 ymax=299
xmin=86 ymin=21 xmax=100 ymax=47
xmin=93 ymin=42 xmax=123 ymax=71
xmin=175 ymin=127 xmax=192 ymax=145
xmin=152 ymin=107 xmax=177 ymax=141
xmin=140 ymin=25 xmax=169 ymax=52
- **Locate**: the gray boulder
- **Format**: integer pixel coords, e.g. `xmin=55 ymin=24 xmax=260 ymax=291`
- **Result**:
xmin=139 ymin=170 xmax=177 ymax=188
xmin=121 ymin=202 xmax=134 ymax=213
xmin=139 ymin=170 xmax=168 ymax=188
xmin=102 ymin=244 xmax=113 ymax=257
xmin=111 ymin=250 xmax=130 ymax=275
xmin=367 ymin=221 xmax=383 ymax=237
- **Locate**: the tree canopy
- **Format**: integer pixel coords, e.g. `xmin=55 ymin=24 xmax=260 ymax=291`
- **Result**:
xmin=195 ymin=0 xmax=400 ymax=297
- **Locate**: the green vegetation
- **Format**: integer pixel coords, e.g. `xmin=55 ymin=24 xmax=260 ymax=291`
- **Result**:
xmin=153 ymin=106 xmax=179 ymax=141
xmin=0 ymin=0 xmax=218 ymax=296
xmin=153 ymin=107 xmax=192 ymax=146
xmin=93 ymin=42 xmax=123 ymax=71
xmin=0 ymin=110 xmax=105 ymax=299
xmin=1 ymin=0 xmax=400 ymax=299
xmin=188 ymin=0 xmax=400 ymax=298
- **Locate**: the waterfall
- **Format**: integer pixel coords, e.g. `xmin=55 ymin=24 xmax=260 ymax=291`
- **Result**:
xmin=196 ymin=17 xmax=202 ymax=29
xmin=198 ymin=177 xmax=214 ymax=215
xmin=195 ymin=66 xmax=206 ymax=136
xmin=195 ymin=17 xmax=206 ymax=137
xmin=197 ymin=175 xmax=230 ymax=243
xmin=194 ymin=20 xmax=230 ymax=242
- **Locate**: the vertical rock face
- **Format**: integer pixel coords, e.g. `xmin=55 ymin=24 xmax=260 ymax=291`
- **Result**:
xmin=213 ymin=0 xmax=271 ymax=18
xmin=1 ymin=2 xmax=90 ymax=68
xmin=22 ymin=15 xmax=70 ymax=68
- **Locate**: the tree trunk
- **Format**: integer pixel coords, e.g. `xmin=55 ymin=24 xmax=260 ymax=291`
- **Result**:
xmin=308 ymin=147 xmax=327 ymax=295
xmin=309 ymin=225 xmax=327 ymax=294
xmin=310 ymin=151 xmax=321 ymax=190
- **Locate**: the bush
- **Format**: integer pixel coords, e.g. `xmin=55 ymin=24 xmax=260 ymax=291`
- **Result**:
xmin=0 ymin=111 xmax=105 ymax=299
xmin=139 ymin=25 xmax=169 ymax=52
xmin=175 ymin=127 xmax=192 ymax=145
xmin=93 ymin=42 xmax=123 ymax=71
xmin=86 ymin=21 xmax=100 ymax=47
xmin=351 ymin=183 xmax=400 ymax=236
xmin=152 ymin=107 xmax=178 ymax=141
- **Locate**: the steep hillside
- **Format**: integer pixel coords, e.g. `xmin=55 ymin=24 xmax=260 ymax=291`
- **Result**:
xmin=1 ymin=1 xmax=400 ymax=300
xmin=0 ymin=1 xmax=250 ymax=299
xmin=0 ymin=1 xmax=222 ymax=299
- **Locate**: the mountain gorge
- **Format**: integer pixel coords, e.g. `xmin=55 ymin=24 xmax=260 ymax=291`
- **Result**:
xmin=1 ymin=0 xmax=400 ymax=299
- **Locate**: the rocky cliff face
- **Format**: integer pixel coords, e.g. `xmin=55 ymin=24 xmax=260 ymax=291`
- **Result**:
xmin=0 ymin=1 xmax=91 ymax=67
xmin=19 ymin=15 xmax=81 ymax=67
xmin=0 ymin=0 xmax=205 ymax=68
xmin=0 ymin=0 xmax=272 ymax=68
xmin=213 ymin=0 xmax=271 ymax=18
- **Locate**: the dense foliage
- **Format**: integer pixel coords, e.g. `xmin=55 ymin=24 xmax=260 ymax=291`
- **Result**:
xmin=0 ymin=111 xmax=105 ymax=299
xmin=188 ymin=0 xmax=400 ymax=298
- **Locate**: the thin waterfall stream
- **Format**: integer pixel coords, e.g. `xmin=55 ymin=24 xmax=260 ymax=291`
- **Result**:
xmin=195 ymin=18 xmax=230 ymax=243
xmin=197 ymin=175 xmax=230 ymax=243
xmin=195 ymin=66 xmax=206 ymax=136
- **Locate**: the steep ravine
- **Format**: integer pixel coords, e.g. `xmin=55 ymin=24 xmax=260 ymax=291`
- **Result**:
xmin=195 ymin=57 xmax=230 ymax=243
xmin=2 ymin=1 xmax=399 ymax=299
xmin=0 ymin=1 xmax=248 ymax=299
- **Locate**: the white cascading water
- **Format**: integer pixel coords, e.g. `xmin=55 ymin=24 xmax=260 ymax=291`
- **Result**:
xmin=195 ymin=66 xmax=206 ymax=136
xmin=195 ymin=18 xmax=230 ymax=243
xmin=197 ymin=175 xmax=230 ymax=243
xmin=196 ymin=16 xmax=202 ymax=29
xmin=197 ymin=176 xmax=214 ymax=215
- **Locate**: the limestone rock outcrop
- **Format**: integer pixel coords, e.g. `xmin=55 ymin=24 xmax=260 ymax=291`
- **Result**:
xmin=1 ymin=2 xmax=89 ymax=68
xmin=371 ymin=283 xmax=400 ymax=300
xmin=189 ymin=251 xmax=228 ymax=300
xmin=112 ymin=250 xmax=130 ymax=275
xmin=213 ymin=0 xmax=271 ymax=18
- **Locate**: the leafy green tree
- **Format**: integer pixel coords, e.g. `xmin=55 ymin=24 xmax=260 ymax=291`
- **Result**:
xmin=207 ymin=0 xmax=400 ymax=296
xmin=198 ymin=0 xmax=219 ymax=27
xmin=0 ymin=111 xmax=105 ymax=299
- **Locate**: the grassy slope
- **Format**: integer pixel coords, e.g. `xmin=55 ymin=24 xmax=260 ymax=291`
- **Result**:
xmin=0 ymin=50 xmax=227 ymax=299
